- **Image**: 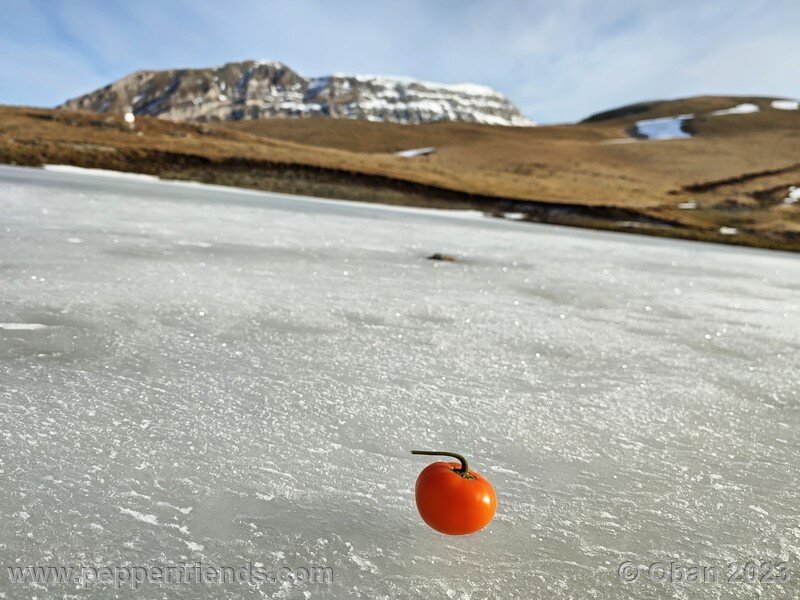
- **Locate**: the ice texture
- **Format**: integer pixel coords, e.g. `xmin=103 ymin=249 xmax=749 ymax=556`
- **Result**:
xmin=0 ymin=165 xmax=799 ymax=599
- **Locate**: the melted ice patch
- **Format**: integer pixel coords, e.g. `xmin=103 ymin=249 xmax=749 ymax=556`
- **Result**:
xmin=633 ymin=115 xmax=692 ymax=139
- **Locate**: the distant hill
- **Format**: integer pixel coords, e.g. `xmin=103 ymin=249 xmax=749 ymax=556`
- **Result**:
xmin=2 ymin=92 xmax=800 ymax=250
xmin=581 ymin=95 xmax=792 ymax=123
xmin=60 ymin=60 xmax=534 ymax=127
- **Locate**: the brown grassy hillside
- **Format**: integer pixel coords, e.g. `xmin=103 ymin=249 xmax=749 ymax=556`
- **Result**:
xmin=1 ymin=97 xmax=800 ymax=251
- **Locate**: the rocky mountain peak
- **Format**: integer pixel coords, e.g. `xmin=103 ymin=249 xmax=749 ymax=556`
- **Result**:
xmin=61 ymin=60 xmax=535 ymax=127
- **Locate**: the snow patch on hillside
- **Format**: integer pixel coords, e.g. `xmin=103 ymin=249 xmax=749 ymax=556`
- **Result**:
xmin=711 ymin=103 xmax=759 ymax=116
xmin=44 ymin=165 xmax=160 ymax=181
xmin=395 ymin=147 xmax=436 ymax=158
xmin=772 ymin=99 xmax=799 ymax=110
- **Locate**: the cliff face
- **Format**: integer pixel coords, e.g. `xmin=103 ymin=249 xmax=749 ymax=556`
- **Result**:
xmin=61 ymin=60 xmax=535 ymax=126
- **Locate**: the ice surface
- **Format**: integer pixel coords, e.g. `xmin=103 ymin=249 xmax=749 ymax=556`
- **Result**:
xmin=1 ymin=165 xmax=799 ymax=599
xmin=633 ymin=115 xmax=693 ymax=140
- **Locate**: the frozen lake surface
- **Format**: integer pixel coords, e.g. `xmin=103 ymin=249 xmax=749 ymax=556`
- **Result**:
xmin=1 ymin=165 xmax=799 ymax=599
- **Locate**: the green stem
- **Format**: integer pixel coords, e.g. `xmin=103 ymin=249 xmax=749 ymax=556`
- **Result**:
xmin=411 ymin=450 xmax=475 ymax=478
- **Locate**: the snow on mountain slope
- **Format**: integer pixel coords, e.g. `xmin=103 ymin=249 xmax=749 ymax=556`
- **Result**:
xmin=61 ymin=60 xmax=535 ymax=126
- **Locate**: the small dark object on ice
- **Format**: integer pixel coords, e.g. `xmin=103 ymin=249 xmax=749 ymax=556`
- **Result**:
xmin=427 ymin=253 xmax=459 ymax=262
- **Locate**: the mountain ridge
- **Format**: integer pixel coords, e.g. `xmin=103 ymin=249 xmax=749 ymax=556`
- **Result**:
xmin=61 ymin=60 xmax=534 ymax=127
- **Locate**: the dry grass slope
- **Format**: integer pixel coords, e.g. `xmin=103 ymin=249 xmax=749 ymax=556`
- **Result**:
xmin=1 ymin=96 xmax=799 ymax=251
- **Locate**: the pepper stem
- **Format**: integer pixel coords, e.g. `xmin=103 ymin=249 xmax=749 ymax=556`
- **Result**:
xmin=411 ymin=450 xmax=474 ymax=478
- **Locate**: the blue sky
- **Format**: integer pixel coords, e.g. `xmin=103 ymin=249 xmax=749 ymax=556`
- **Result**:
xmin=1 ymin=0 xmax=798 ymax=123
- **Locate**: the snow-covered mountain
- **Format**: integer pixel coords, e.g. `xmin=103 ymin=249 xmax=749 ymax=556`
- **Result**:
xmin=61 ymin=60 xmax=535 ymax=126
